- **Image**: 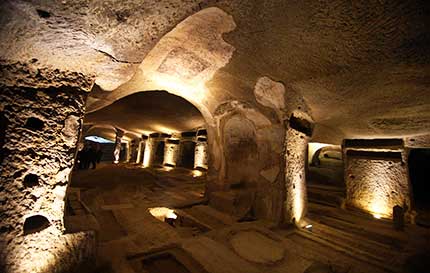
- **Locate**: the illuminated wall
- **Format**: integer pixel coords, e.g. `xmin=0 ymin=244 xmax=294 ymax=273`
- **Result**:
xmin=163 ymin=139 xmax=180 ymax=166
xmin=344 ymin=139 xmax=411 ymax=219
xmin=135 ymin=140 xmax=143 ymax=163
xmin=284 ymin=122 xmax=310 ymax=225
xmin=0 ymin=64 xmax=95 ymax=272
xmin=194 ymin=140 xmax=208 ymax=169
xmin=113 ymin=129 xmax=124 ymax=163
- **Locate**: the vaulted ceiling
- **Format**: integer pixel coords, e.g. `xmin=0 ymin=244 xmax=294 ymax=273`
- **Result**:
xmin=2 ymin=0 xmax=429 ymax=143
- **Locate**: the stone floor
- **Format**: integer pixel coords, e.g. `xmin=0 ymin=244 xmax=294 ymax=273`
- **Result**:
xmin=66 ymin=163 xmax=430 ymax=273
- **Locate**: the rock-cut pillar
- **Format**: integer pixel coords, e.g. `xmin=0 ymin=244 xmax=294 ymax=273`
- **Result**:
xmin=113 ymin=128 xmax=124 ymax=163
xmin=0 ymin=62 xmax=96 ymax=272
xmin=194 ymin=137 xmax=208 ymax=170
xmin=284 ymin=115 xmax=312 ymax=226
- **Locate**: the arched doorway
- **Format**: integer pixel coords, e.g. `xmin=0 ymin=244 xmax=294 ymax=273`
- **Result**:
xmin=65 ymin=91 xmax=211 ymax=263
xmin=307 ymin=143 xmax=345 ymax=207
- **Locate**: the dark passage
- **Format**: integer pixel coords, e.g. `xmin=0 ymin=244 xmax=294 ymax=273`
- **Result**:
xmin=179 ymin=141 xmax=195 ymax=169
xmin=153 ymin=141 xmax=165 ymax=166
xmin=409 ymin=149 xmax=430 ymax=210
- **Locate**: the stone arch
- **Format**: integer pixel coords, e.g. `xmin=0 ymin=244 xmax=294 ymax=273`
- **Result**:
xmin=310 ymin=145 xmax=342 ymax=166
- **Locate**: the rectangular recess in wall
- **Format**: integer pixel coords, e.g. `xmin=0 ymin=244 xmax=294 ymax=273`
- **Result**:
xmin=167 ymin=139 xmax=180 ymax=144
xmin=346 ymin=150 xmax=402 ymax=161
xmin=197 ymin=137 xmax=207 ymax=142
xmin=160 ymin=133 xmax=172 ymax=138
xmin=181 ymin=131 xmax=196 ymax=137
xmin=150 ymin=133 xmax=160 ymax=138
xmin=197 ymin=129 xmax=207 ymax=136
xmin=142 ymin=135 xmax=149 ymax=140
xmin=289 ymin=115 xmax=313 ymax=137
xmin=344 ymin=139 xmax=403 ymax=149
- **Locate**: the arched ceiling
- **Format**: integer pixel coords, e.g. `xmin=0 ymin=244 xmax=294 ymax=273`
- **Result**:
xmin=1 ymin=0 xmax=429 ymax=143
xmin=84 ymin=91 xmax=205 ymax=136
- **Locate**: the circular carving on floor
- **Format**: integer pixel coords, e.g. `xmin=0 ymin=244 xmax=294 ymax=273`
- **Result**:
xmin=230 ymin=231 xmax=285 ymax=264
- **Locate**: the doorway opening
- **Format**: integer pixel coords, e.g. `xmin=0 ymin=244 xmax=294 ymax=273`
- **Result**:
xmin=409 ymin=149 xmax=430 ymax=226
xmin=307 ymin=142 xmax=345 ymax=207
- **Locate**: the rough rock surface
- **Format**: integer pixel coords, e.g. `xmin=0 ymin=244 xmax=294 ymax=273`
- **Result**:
xmin=284 ymin=123 xmax=309 ymax=224
xmin=344 ymin=147 xmax=410 ymax=219
xmin=0 ymin=64 xmax=94 ymax=272
xmin=163 ymin=142 xmax=180 ymax=166
xmin=346 ymin=157 xmax=410 ymax=219
xmin=194 ymin=140 xmax=209 ymax=169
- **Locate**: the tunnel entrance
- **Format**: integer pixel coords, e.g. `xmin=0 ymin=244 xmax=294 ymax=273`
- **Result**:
xmin=306 ymin=143 xmax=345 ymax=208
xmin=65 ymin=90 xmax=209 ymax=264
xmin=409 ymin=149 xmax=430 ymax=212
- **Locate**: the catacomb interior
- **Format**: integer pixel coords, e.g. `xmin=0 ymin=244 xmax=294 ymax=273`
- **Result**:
xmin=1 ymin=1 xmax=430 ymax=273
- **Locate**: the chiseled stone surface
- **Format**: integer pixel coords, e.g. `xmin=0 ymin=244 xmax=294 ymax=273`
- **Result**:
xmin=194 ymin=141 xmax=208 ymax=169
xmin=284 ymin=124 xmax=309 ymax=224
xmin=344 ymin=152 xmax=410 ymax=219
xmin=0 ymin=64 xmax=94 ymax=272
xmin=215 ymin=103 xmax=286 ymax=221
xmin=163 ymin=142 xmax=180 ymax=166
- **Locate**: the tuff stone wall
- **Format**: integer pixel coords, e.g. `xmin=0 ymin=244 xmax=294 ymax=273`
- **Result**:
xmin=0 ymin=62 xmax=95 ymax=272
xmin=163 ymin=140 xmax=180 ymax=166
xmin=210 ymin=100 xmax=286 ymax=221
xmin=343 ymin=139 xmax=411 ymax=219
xmin=194 ymin=140 xmax=208 ymax=169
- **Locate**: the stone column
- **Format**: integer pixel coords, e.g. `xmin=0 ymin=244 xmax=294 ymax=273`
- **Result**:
xmin=194 ymin=137 xmax=208 ymax=170
xmin=163 ymin=138 xmax=180 ymax=167
xmin=113 ymin=128 xmax=124 ymax=164
xmin=139 ymin=135 xmax=148 ymax=165
xmin=0 ymin=62 xmax=95 ymax=272
xmin=142 ymin=134 xmax=158 ymax=167
xmin=284 ymin=115 xmax=312 ymax=226
xmin=135 ymin=138 xmax=143 ymax=164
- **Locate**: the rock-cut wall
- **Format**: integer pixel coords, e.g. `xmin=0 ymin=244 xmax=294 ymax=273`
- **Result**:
xmin=343 ymin=139 xmax=411 ymax=219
